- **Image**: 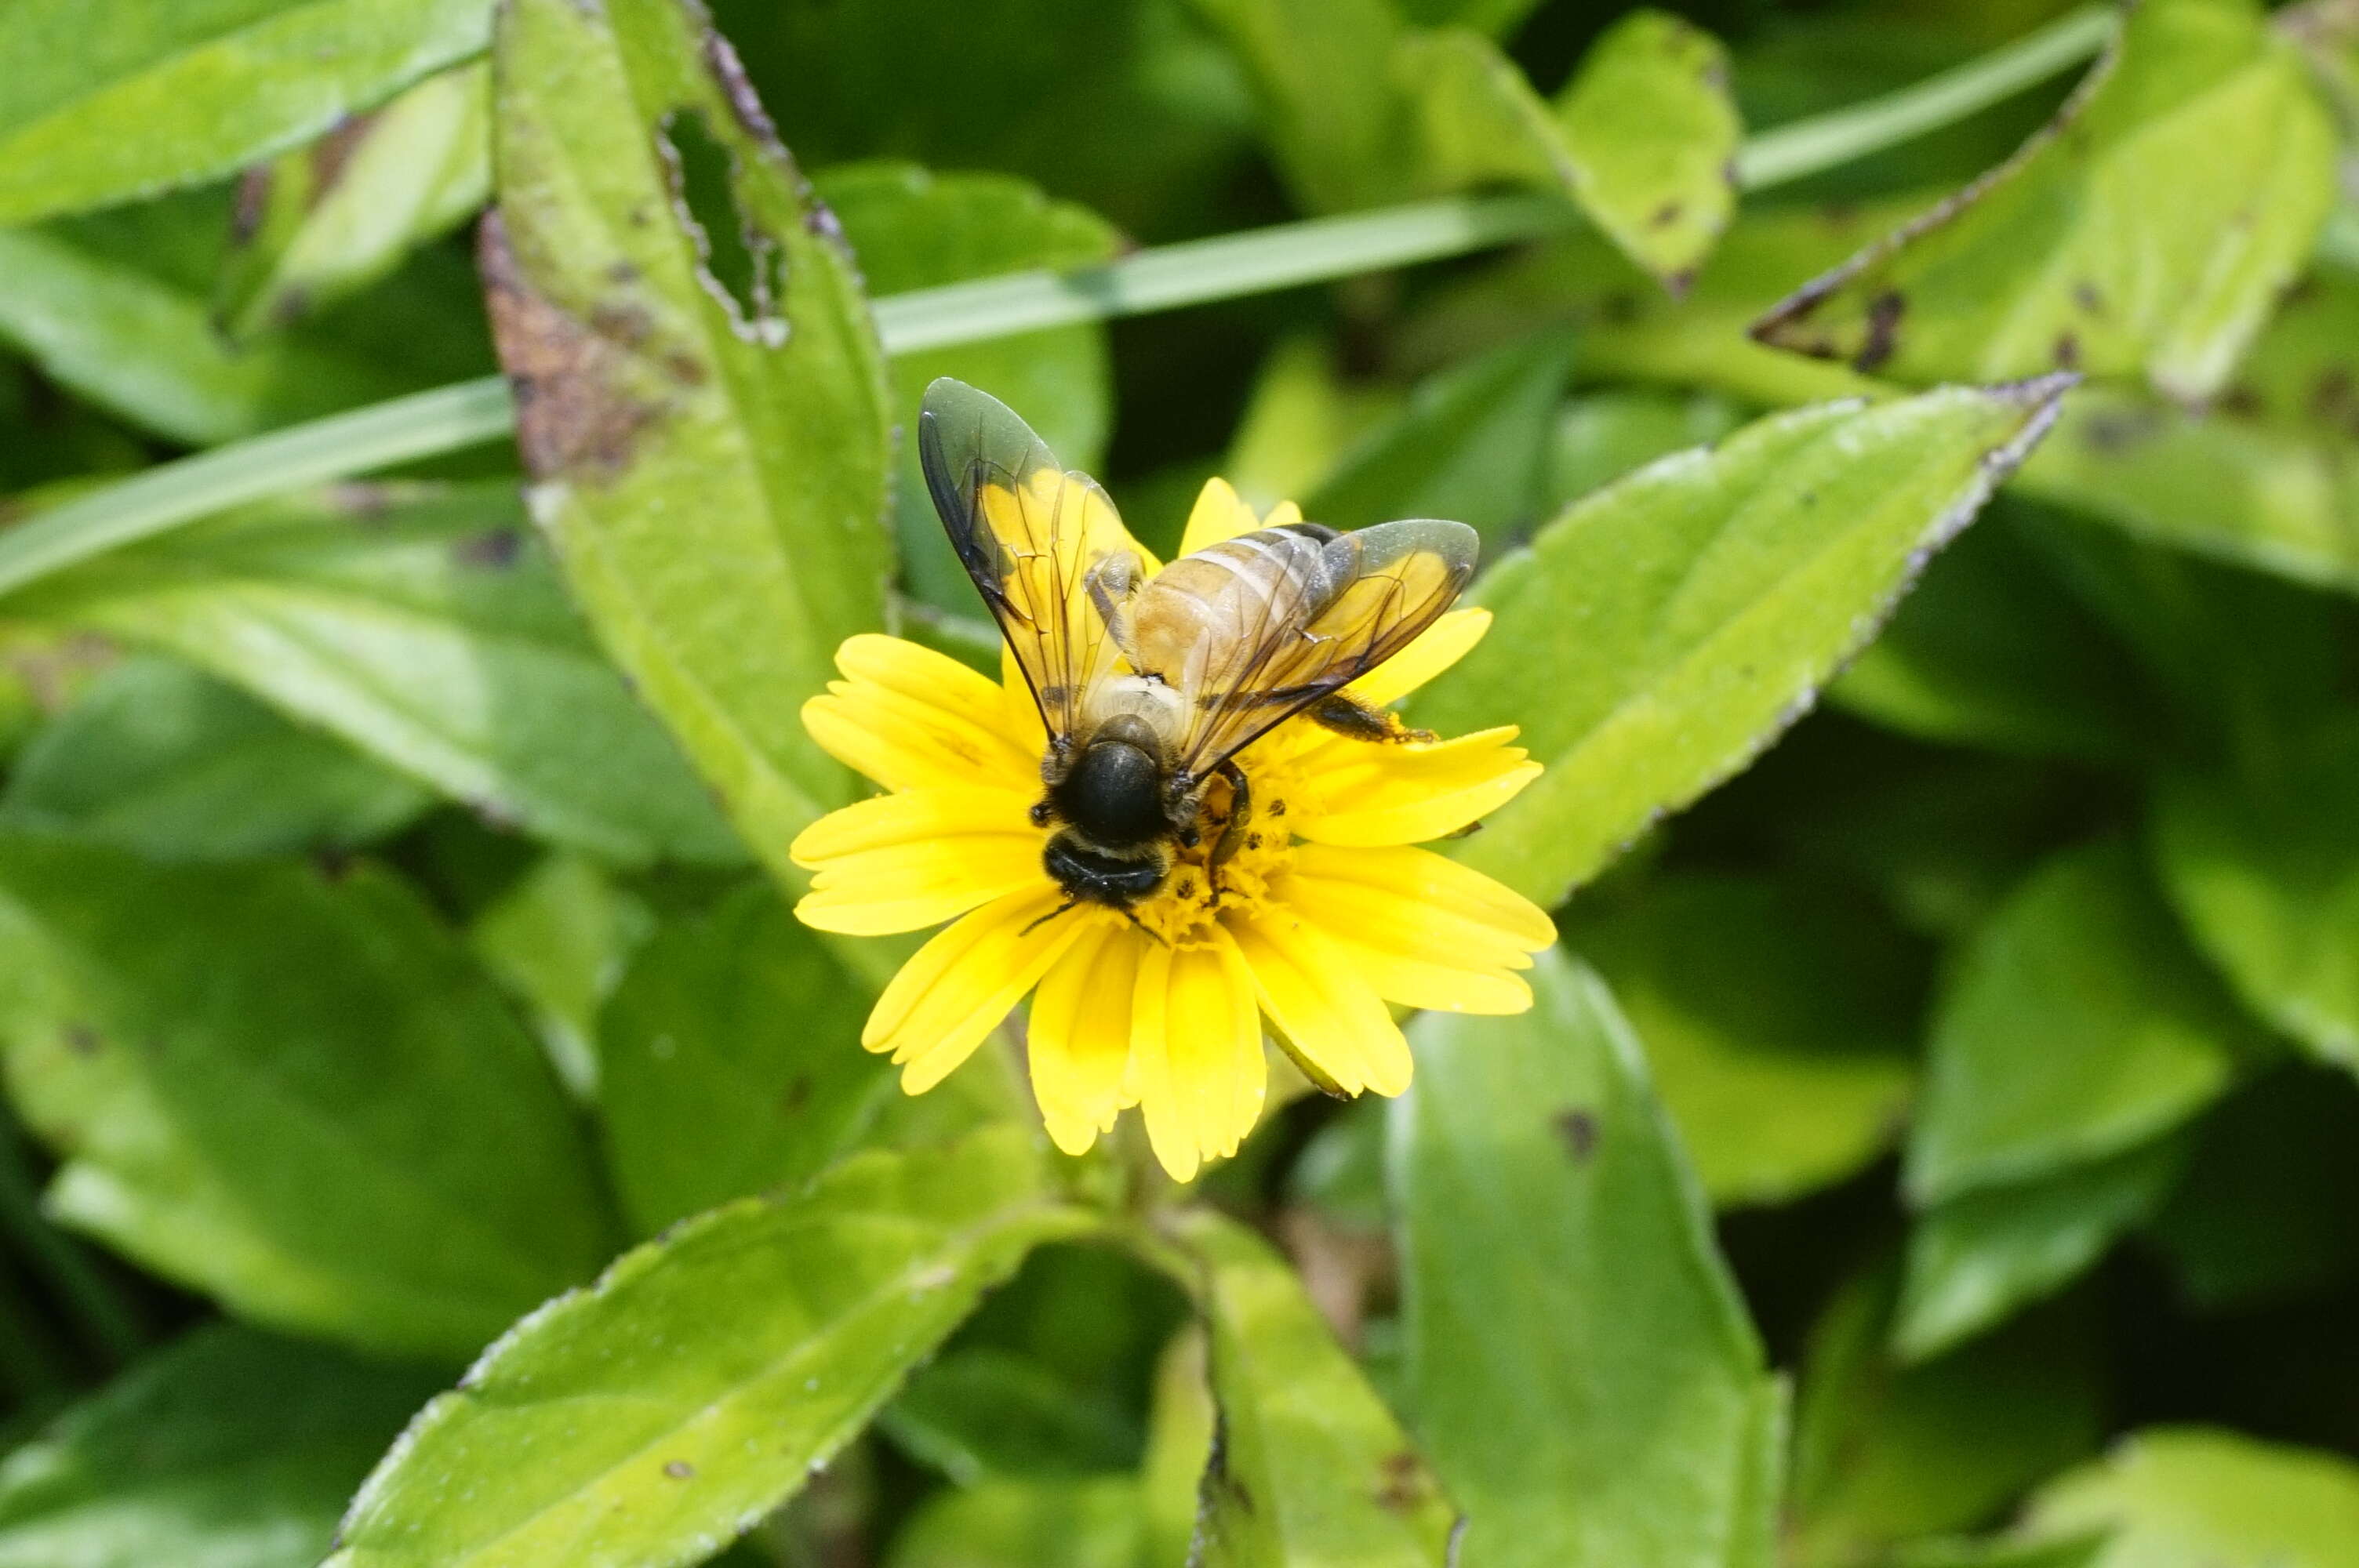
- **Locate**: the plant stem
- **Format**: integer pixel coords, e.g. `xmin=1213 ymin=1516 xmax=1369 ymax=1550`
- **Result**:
xmin=1732 ymin=5 xmax=2117 ymax=191
xmin=0 ymin=9 xmax=2117 ymax=597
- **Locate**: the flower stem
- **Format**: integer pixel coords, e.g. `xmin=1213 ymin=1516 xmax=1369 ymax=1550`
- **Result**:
xmin=0 ymin=7 xmax=2117 ymax=598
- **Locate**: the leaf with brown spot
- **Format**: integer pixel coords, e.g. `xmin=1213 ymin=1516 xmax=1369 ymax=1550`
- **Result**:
xmin=488 ymin=0 xmax=896 ymax=888
xmin=1172 ymin=1210 xmax=1459 ymax=1568
xmin=1752 ymin=0 xmax=2338 ymax=404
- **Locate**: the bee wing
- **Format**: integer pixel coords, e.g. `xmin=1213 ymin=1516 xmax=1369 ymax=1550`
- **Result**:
xmin=1147 ymin=518 xmax=1479 ymax=779
xmin=918 ymin=378 xmax=1142 ymax=746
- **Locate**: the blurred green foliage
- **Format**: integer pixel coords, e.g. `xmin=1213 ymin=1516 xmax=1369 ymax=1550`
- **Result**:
xmin=1 ymin=1 xmax=2357 ymax=1566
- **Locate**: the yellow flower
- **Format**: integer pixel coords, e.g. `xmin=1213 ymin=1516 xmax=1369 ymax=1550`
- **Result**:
xmin=791 ymin=479 xmax=1554 ymax=1180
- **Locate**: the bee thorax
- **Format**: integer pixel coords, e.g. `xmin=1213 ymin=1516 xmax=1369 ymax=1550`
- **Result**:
xmin=1048 ymin=735 xmax=1168 ymax=850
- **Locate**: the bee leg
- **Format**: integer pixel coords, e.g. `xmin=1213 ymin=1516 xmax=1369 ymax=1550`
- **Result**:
xmin=1307 ymin=691 xmax=1434 ymax=745
xmin=1020 ymin=897 xmax=1081 ymax=937
xmin=1209 ymin=759 xmax=1253 ymax=867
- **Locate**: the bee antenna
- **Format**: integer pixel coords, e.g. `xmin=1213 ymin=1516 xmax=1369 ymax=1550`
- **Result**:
xmin=1020 ymin=898 xmax=1081 ymax=938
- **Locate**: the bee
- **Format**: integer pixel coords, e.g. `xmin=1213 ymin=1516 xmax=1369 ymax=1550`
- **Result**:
xmin=918 ymin=378 xmax=1478 ymax=920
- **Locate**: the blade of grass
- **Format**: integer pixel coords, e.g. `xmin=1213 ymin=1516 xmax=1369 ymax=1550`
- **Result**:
xmin=0 ymin=6 xmax=2116 ymax=600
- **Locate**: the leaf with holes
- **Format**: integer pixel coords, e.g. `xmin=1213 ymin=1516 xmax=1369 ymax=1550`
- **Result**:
xmin=1753 ymin=0 xmax=2337 ymax=403
xmin=1413 ymin=377 xmax=2069 ymax=912
xmin=0 ymin=835 xmax=612 ymax=1360
xmin=814 ymin=162 xmax=1118 ymax=619
xmin=324 ymin=1128 xmax=1098 ymax=1568
xmin=0 ymin=0 xmax=489 ymax=227
xmin=485 ymin=0 xmax=896 ymax=885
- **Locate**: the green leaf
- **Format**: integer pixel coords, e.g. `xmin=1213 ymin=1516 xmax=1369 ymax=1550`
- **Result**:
xmin=1754 ymin=0 xmax=2338 ymax=403
xmin=2151 ymin=716 xmax=2359 ymax=1074
xmin=1 ymin=655 xmax=431 ymax=861
xmin=1223 ymin=335 xmax=1405 ymax=514
xmin=1167 ymin=1209 xmax=1458 ymax=1568
xmin=1141 ymin=1327 xmax=1216 ymax=1568
xmin=2143 ymin=1064 xmax=2359 ymax=1311
xmin=1906 ymin=837 xmax=2256 ymax=1207
xmin=2019 ymin=1428 xmax=2359 ymax=1568
xmin=1559 ymin=872 xmax=1921 ymax=1209
xmin=0 ymin=0 xmax=490 ymax=227
xmin=325 ymin=1128 xmax=1097 ymax=1568
xmin=1189 ymin=0 xmax=1415 ymax=213
xmin=879 ymin=1346 xmax=1141 ymax=1483
xmin=884 ymin=1476 xmax=1149 ymax=1568
xmin=597 ymin=881 xmax=1017 ymax=1239
xmin=0 ymin=195 xmax=467 ymax=447
xmin=485 ymin=0 xmax=896 ymax=884
xmin=1894 ymin=1135 xmax=2190 ymax=1362
xmin=1415 ymin=377 xmax=2070 ymax=911
xmin=1832 ymin=504 xmax=2161 ymax=763
xmin=216 ymin=62 xmax=492 ymax=341
xmin=5 ymin=483 xmax=742 ymax=867
xmin=0 ymin=1323 xmax=442 ymax=1568
xmin=813 ymin=162 xmax=1117 ymax=619
xmin=1554 ymin=10 xmax=1743 ymax=288
xmin=1305 ymin=332 xmax=1573 ymax=548
xmin=0 ymin=836 xmax=612 ymax=1360
xmin=468 ymin=851 xmax=654 ymax=1101
xmin=1388 ymin=948 xmax=1784 ymax=1568
xmin=1789 ymin=1263 xmax=2102 ymax=1566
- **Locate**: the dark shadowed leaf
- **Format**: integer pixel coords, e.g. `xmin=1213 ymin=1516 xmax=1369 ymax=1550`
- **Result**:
xmin=325 ymin=1128 xmax=1097 ymax=1568
xmin=597 ymin=881 xmax=1020 ymax=1240
xmin=1832 ymin=506 xmax=2160 ymax=764
xmin=468 ymin=851 xmax=653 ymax=1100
xmin=2143 ymin=1065 xmax=2359 ymax=1311
xmin=1415 ymin=378 xmax=2070 ymax=910
xmin=880 ymin=1346 xmax=1140 ymax=1483
xmin=1307 ymin=332 xmax=1572 ymax=546
xmin=2151 ymin=716 xmax=2359 ymax=1076
xmin=0 ymin=836 xmax=612 ymax=1359
xmin=1754 ymin=0 xmax=2337 ymax=403
xmin=1560 ymin=872 xmax=1921 ymax=1209
xmin=1906 ymin=837 xmax=2258 ymax=1208
xmin=0 ymin=0 xmax=490 ymax=227
xmin=1543 ymin=389 xmax=1748 ymax=511
xmin=1389 ymin=949 xmax=1784 ymax=1568
xmin=486 ymin=0 xmax=896 ymax=885
xmin=0 ymin=655 xmax=431 ymax=860
xmin=0 ymin=1323 xmax=443 ymax=1568
xmin=883 ymin=1476 xmax=1149 ymax=1568
xmin=216 ymin=62 xmax=492 ymax=341
xmin=1895 ymin=1134 xmax=2190 ymax=1362
xmin=1789 ymin=1262 xmax=2102 ymax=1566
xmin=2017 ymin=1428 xmax=2359 ymax=1568
xmin=5 ymin=483 xmax=741 ymax=866
xmin=1169 ymin=1208 xmax=1458 ymax=1568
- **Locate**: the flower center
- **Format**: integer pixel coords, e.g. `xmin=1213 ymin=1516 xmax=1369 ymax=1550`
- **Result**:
xmin=1131 ymin=756 xmax=1298 ymax=947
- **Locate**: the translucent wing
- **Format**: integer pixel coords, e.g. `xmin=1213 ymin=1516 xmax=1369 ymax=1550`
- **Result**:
xmin=918 ymin=378 xmax=1143 ymax=748
xmin=1127 ymin=519 xmax=1479 ymax=781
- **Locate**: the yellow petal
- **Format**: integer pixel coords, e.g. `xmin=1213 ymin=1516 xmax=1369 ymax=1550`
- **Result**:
xmin=1177 ymin=477 xmax=1263 ymax=557
xmin=1230 ymin=910 xmax=1411 ymax=1098
xmin=1001 ymin=645 xmax=1049 ymax=756
xmin=1346 ymin=606 xmax=1491 ymax=709
xmin=791 ymin=786 xmax=1030 ymax=862
xmin=1285 ymin=843 xmax=1557 ymax=961
xmin=1293 ymin=726 xmax=1541 ymax=847
xmin=1129 ymin=935 xmax=1264 ymax=1181
xmin=1027 ymin=919 xmax=1141 ymax=1156
xmin=804 ymin=635 xmax=1036 ymax=792
xmin=863 ymin=887 xmax=1089 ymax=1093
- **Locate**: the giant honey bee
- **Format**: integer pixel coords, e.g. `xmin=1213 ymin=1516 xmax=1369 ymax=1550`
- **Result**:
xmin=918 ymin=378 xmax=1478 ymax=920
